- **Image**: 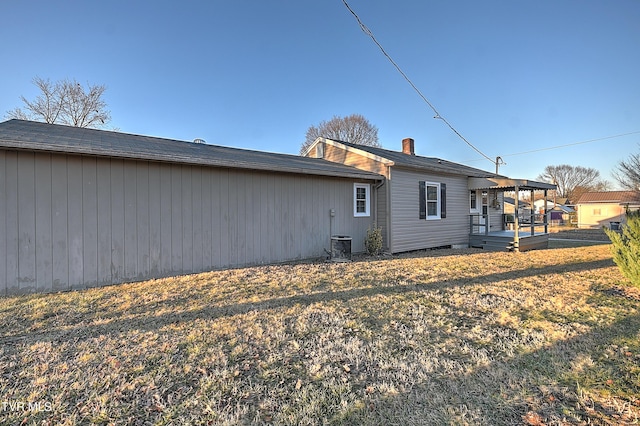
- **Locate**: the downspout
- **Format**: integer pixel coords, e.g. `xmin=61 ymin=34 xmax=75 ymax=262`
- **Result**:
xmin=371 ymin=177 xmax=384 ymax=252
xmin=386 ymin=166 xmax=392 ymax=253
xmin=374 ymin=178 xmax=385 ymax=229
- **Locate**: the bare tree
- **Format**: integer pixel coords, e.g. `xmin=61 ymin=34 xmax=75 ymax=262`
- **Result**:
xmin=5 ymin=77 xmax=111 ymax=128
xmin=300 ymin=114 xmax=381 ymax=154
xmin=537 ymin=164 xmax=608 ymax=202
xmin=613 ymin=148 xmax=640 ymax=191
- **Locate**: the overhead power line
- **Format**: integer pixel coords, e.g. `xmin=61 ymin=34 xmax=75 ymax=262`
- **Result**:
xmin=461 ymin=131 xmax=640 ymax=163
xmin=341 ymin=0 xmax=495 ymax=165
xmin=502 ymin=131 xmax=640 ymax=157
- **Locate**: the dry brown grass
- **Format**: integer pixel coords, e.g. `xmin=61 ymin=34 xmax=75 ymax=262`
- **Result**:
xmin=1 ymin=243 xmax=639 ymax=425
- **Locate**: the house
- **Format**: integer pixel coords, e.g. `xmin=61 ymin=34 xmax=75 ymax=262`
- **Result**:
xmin=548 ymin=205 xmax=575 ymax=225
xmin=502 ymin=197 xmax=533 ymax=229
xmin=503 ymin=197 xmax=531 ymax=215
xmin=531 ymin=198 xmax=575 ymax=225
xmin=0 ymin=120 xmax=382 ymax=295
xmin=532 ymin=198 xmax=568 ymax=213
xmin=575 ymin=191 xmax=640 ymax=229
xmin=303 ymin=137 xmax=556 ymax=252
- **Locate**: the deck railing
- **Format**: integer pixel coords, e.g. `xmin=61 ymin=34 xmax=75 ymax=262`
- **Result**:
xmin=470 ymin=213 xmax=551 ymax=236
xmin=469 ymin=214 xmax=490 ymax=235
xmin=503 ymin=213 xmax=550 ymax=235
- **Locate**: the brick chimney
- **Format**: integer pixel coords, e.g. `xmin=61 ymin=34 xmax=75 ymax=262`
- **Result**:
xmin=402 ymin=138 xmax=415 ymax=155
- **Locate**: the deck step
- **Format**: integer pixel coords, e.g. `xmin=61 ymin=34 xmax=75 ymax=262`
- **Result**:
xmin=481 ymin=242 xmax=513 ymax=251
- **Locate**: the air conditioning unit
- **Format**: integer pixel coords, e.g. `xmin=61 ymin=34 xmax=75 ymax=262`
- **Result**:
xmin=330 ymin=235 xmax=352 ymax=262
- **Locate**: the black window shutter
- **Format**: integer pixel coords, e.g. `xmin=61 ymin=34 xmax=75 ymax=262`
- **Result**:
xmin=440 ymin=183 xmax=447 ymax=218
xmin=419 ymin=181 xmax=426 ymax=219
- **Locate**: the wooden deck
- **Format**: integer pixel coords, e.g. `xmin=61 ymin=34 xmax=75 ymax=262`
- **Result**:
xmin=469 ymin=231 xmax=549 ymax=251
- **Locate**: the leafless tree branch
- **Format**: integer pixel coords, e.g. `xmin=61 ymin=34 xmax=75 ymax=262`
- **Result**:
xmin=300 ymin=114 xmax=380 ymax=155
xmin=613 ymin=149 xmax=640 ymax=191
xmin=537 ymin=164 xmax=608 ymax=202
xmin=5 ymin=77 xmax=111 ymax=128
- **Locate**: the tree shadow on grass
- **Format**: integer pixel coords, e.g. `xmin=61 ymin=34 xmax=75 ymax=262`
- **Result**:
xmin=336 ymin=311 xmax=640 ymax=425
xmin=1 ymin=257 xmax=616 ymax=345
xmin=1 ymin=255 xmax=633 ymax=425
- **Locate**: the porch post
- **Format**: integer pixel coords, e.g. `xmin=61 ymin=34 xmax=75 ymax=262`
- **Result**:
xmin=513 ymin=185 xmax=520 ymax=251
xmin=530 ymin=189 xmax=535 ymax=236
xmin=544 ymin=189 xmax=548 ymax=233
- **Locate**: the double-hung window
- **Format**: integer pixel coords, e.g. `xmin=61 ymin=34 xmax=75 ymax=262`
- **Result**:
xmin=426 ymin=183 xmax=440 ymax=218
xmin=419 ymin=181 xmax=446 ymax=220
xmin=354 ymin=183 xmax=370 ymax=217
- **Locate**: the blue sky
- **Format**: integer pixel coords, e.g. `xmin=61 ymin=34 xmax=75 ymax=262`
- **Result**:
xmin=2 ymin=1 xmax=639 ymax=185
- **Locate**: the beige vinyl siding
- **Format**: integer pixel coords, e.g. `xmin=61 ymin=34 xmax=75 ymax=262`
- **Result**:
xmin=0 ymin=150 xmax=374 ymax=295
xmin=389 ymin=167 xmax=469 ymax=253
xmin=313 ymin=142 xmax=391 ymax=249
xmin=323 ymin=143 xmax=390 ymax=178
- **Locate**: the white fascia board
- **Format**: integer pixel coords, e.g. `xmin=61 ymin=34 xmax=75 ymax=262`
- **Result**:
xmin=300 ymin=138 xmax=320 ymax=157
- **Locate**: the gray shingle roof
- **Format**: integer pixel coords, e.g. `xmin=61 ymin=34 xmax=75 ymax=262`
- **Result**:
xmin=0 ymin=120 xmax=382 ymax=181
xmin=332 ymin=139 xmax=503 ymax=178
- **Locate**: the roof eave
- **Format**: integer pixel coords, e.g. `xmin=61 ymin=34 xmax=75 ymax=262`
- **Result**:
xmin=0 ymin=138 xmax=383 ymax=181
xmin=394 ymin=163 xmax=499 ymax=179
xmin=469 ymin=177 xmax=557 ymax=191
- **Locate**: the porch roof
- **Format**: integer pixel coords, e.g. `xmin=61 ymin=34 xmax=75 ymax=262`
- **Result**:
xmin=468 ymin=177 xmax=556 ymax=191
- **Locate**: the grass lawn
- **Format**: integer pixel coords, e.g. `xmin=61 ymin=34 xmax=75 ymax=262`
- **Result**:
xmin=1 ymin=244 xmax=639 ymax=425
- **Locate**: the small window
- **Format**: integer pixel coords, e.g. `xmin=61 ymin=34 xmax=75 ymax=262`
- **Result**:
xmin=419 ymin=181 xmax=445 ymax=220
xmin=316 ymin=143 xmax=324 ymax=158
xmin=593 ymin=208 xmax=601 ymax=216
xmin=354 ymin=183 xmax=370 ymax=217
xmin=470 ymin=190 xmax=477 ymax=210
xmin=426 ymin=183 xmax=440 ymax=219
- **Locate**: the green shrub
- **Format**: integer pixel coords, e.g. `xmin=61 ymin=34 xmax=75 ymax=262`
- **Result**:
xmin=364 ymin=225 xmax=383 ymax=256
xmin=605 ymin=209 xmax=640 ymax=288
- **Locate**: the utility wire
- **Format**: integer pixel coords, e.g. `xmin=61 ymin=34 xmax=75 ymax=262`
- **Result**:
xmin=461 ymin=130 xmax=640 ymax=163
xmin=341 ymin=0 xmax=495 ymax=165
xmin=502 ymin=131 xmax=640 ymax=157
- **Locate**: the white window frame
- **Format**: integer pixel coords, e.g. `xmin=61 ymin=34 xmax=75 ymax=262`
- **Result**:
xmin=425 ymin=182 xmax=441 ymax=220
xmin=354 ymin=183 xmax=370 ymax=217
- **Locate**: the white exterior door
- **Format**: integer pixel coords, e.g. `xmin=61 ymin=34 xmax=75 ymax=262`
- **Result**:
xmin=481 ymin=192 xmax=489 ymax=225
xmin=470 ymin=190 xmax=489 ymax=231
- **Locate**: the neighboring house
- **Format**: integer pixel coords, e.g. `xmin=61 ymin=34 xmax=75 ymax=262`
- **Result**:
xmin=532 ymin=198 xmax=571 ymax=213
xmin=503 ymin=197 xmax=531 ymax=215
xmin=303 ymin=137 xmax=556 ymax=253
xmin=575 ymin=191 xmax=640 ymax=229
xmin=549 ymin=205 xmax=575 ymax=225
xmin=532 ymin=198 xmax=575 ymax=225
xmin=0 ymin=120 xmax=382 ymax=295
xmin=502 ymin=197 xmax=533 ymax=229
